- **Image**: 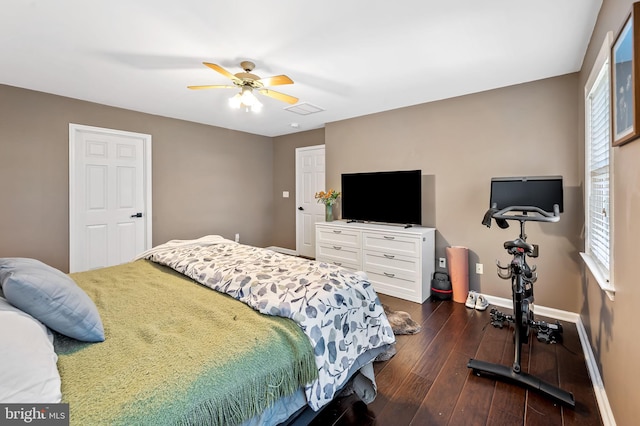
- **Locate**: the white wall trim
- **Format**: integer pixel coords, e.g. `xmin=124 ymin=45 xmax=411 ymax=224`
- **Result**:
xmin=575 ymin=319 xmax=617 ymax=426
xmin=265 ymin=246 xmax=298 ymax=256
xmin=483 ymin=295 xmax=580 ymax=323
xmin=580 ymin=252 xmax=615 ymax=301
xmin=482 ymin=294 xmax=615 ymax=425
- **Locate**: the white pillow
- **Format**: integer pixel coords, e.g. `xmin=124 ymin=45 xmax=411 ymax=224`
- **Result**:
xmin=0 ymin=297 xmax=62 ymax=403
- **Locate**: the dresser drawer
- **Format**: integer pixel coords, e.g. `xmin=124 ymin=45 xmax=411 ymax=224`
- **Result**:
xmin=317 ymin=227 xmax=361 ymax=248
xmin=316 ymin=244 xmax=361 ymax=265
xmin=366 ymin=269 xmax=421 ymax=301
xmin=362 ymin=232 xmax=420 ymax=257
xmin=363 ymin=252 xmax=419 ymax=277
xmin=322 ymin=260 xmax=361 ymax=272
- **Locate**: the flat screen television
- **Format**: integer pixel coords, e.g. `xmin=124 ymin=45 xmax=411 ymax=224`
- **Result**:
xmin=341 ymin=170 xmax=422 ymax=225
xmin=490 ymin=176 xmax=564 ymax=213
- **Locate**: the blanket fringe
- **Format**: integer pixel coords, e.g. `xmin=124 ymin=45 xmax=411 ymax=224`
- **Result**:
xmin=178 ymin=353 xmax=317 ymax=426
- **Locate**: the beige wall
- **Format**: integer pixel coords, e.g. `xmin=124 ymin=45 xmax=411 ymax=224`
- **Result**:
xmin=578 ymin=1 xmax=640 ymax=425
xmin=272 ymin=128 xmax=325 ymax=250
xmin=324 ymin=74 xmax=582 ymax=313
xmin=0 ymin=84 xmax=273 ymax=273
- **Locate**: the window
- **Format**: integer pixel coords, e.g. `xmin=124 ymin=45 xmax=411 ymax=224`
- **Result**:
xmin=582 ymin=34 xmax=615 ymax=299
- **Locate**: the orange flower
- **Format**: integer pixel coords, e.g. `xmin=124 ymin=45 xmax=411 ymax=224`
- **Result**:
xmin=314 ymin=189 xmax=341 ymax=206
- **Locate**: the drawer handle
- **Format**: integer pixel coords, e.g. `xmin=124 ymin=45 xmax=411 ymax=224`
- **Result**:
xmin=383 ymin=254 xmax=395 ymax=259
xmin=383 ymin=272 xmax=395 ymax=278
xmin=333 ymin=230 xmax=342 ymax=234
xmin=383 ymin=236 xmax=395 ymax=240
xmin=333 ymin=246 xmax=342 ymax=250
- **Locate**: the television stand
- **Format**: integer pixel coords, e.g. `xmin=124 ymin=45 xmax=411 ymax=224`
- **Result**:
xmin=315 ymin=221 xmax=435 ymax=303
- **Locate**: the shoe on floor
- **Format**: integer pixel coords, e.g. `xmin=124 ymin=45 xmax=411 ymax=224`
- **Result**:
xmin=465 ymin=291 xmax=478 ymax=309
xmin=475 ymin=294 xmax=489 ymax=311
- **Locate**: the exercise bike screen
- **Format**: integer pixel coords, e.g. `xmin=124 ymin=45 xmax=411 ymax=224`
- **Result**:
xmin=490 ymin=176 xmax=563 ymax=213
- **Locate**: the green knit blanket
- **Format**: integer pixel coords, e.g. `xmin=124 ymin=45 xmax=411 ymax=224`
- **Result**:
xmin=54 ymin=260 xmax=317 ymax=426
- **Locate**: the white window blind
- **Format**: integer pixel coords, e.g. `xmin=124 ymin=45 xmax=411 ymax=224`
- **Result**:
xmin=586 ymin=64 xmax=611 ymax=278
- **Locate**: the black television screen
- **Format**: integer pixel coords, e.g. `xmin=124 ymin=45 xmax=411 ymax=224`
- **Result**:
xmin=490 ymin=176 xmax=564 ymax=213
xmin=341 ymin=170 xmax=422 ymax=225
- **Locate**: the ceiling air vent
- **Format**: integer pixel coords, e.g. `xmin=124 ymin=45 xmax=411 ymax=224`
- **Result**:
xmin=284 ymin=102 xmax=325 ymax=115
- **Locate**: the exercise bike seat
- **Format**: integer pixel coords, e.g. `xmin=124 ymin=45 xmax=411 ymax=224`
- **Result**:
xmin=504 ymin=238 xmax=534 ymax=254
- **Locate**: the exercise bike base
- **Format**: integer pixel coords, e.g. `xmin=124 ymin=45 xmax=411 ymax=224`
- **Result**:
xmin=467 ymin=358 xmax=575 ymax=408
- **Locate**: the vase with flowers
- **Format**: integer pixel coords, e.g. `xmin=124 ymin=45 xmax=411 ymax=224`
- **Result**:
xmin=314 ymin=189 xmax=341 ymax=222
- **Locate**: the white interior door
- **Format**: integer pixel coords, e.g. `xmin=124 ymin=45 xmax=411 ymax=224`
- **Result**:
xmin=69 ymin=124 xmax=152 ymax=272
xmin=296 ymin=145 xmax=325 ymax=258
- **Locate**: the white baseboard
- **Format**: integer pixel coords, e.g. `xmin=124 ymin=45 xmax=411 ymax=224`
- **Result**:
xmin=483 ymin=295 xmax=580 ymax=323
xmin=265 ymin=246 xmax=298 ymax=256
xmin=575 ymin=320 xmax=616 ymax=426
xmin=481 ymin=294 xmax=615 ymax=426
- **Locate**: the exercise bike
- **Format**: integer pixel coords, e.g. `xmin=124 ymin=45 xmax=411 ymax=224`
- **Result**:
xmin=467 ymin=177 xmax=575 ymax=407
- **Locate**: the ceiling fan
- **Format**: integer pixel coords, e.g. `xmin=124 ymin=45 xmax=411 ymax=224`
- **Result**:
xmin=188 ymin=61 xmax=298 ymax=111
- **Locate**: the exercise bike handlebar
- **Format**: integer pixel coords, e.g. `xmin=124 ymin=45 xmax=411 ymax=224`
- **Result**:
xmin=491 ymin=204 xmax=560 ymax=223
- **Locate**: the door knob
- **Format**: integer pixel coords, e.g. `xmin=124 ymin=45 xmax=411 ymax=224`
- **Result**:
xmin=298 ymin=207 xmax=304 ymax=211
xmin=130 ymin=212 xmax=143 ymax=218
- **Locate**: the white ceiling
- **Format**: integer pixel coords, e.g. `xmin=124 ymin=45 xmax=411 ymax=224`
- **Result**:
xmin=1 ymin=0 xmax=602 ymax=137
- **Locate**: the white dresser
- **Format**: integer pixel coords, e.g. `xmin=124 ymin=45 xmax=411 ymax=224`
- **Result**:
xmin=315 ymin=221 xmax=435 ymax=303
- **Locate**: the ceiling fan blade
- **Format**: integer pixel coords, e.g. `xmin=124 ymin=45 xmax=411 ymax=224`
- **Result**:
xmin=256 ymin=75 xmax=294 ymax=87
xmin=187 ymin=84 xmax=236 ymax=90
xmin=203 ymin=62 xmax=242 ymax=83
xmin=258 ymin=89 xmax=299 ymax=105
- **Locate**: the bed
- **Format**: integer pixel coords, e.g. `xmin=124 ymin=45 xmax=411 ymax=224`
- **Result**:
xmin=0 ymin=236 xmax=396 ymax=425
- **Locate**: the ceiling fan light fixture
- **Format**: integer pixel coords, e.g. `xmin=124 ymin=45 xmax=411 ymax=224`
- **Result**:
xmin=240 ymin=87 xmax=257 ymax=105
xmin=251 ymin=99 xmax=263 ymax=113
xmin=228 ymin=93 xmax=242 ymax=109
xmin=229 ymin=86 xmax=263 ymax=112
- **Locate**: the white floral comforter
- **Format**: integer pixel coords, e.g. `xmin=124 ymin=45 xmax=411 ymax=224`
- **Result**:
xmin=138 ymin=236 xmax=395 ymax=410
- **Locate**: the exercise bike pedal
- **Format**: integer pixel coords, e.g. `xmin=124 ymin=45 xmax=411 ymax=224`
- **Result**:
xmin=491 ymin=319 xmax=506 ymax=329
xmin=536 ymin=330 xmax=561 ymax=344
xmin=535 ymin=321 xmax=563 ymax=344
xmin=555 ymin=321 xmax=563 ymax=334
xmin=489 ymin=308 xmax=512 ymax=329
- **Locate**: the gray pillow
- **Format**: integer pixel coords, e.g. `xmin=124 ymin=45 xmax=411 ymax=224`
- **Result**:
xmin=0 ymin=258 xmax=104 ymax=342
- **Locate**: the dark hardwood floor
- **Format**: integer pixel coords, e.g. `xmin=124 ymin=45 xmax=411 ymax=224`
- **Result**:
xmin=307 ymin=294 xmax=602 ymax=426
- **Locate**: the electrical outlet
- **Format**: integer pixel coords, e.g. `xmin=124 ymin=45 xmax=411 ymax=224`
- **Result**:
xmin=439 ymin=257 xmax=446 ymax=268
xmin=235 ymin=233 xmax=240 ymax=243
xmin=476 ymin=263 xmax=483 ymax=274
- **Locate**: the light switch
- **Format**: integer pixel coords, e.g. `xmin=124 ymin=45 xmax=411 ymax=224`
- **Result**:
xmin=282 ymin=191 xmax=290 ymax=198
